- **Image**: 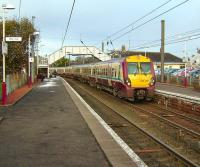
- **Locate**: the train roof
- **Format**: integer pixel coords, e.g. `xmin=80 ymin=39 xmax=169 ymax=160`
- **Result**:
xmin=95 ymin=55 xmax=150 ymax=64
xmin=67 ymin=55 xmax=150 ymax=68
xmin=115 ymin=51 xmax=182 ymax=63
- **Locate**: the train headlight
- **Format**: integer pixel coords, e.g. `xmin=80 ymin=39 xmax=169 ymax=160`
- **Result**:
xmin=149 ymin=78 xmax=155 ymax=86
xmin=125 ymin=78 xmax=131 ymax=86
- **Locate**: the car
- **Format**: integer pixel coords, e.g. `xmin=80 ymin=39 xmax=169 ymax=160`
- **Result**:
xmin=189 ymin=68 xmax=200 ymax=77
xmin=167 ymin=68 xmax=179 ymax=75
xmin=175 ymin=67 xmax=194 ymax=77
xmin=155 ymin=69 xmax=161 ymax=75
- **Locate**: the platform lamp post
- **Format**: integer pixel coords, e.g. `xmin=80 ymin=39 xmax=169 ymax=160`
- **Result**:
xmin=28 ymin=31 xmax=39 ymax=87
xmin=1 ymin=4 xmax=15 ymax=105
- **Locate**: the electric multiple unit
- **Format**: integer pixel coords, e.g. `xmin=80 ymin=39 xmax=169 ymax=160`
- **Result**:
xmin=64 ymin=55 xmax=155 ymax=101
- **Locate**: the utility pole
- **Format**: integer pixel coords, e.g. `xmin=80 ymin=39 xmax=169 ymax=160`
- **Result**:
xmin=102 ymin=42 xmax=104 ymax=52
xmin=1 ymin=4 xmax=15 ymax=105
xmin=161 ymin=20 xmax=165 ymax=83
xmin=31 ymin=16 xmax=35 ymax=83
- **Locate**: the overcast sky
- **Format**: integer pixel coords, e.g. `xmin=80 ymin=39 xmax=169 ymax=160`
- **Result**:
xmin=2 ymin=0 xmax=200 ymax=57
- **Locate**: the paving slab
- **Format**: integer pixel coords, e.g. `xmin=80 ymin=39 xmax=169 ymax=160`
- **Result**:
xmin=0 ymin=85 xmax=33 ymax=106
xmin=0 ymin=78 xmax=111 ymax=167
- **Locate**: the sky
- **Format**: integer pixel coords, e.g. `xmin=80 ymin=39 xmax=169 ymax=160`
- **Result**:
xmin=1 ymin=0 xmax=200 ymax=58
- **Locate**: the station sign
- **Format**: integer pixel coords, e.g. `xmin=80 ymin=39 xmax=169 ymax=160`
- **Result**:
xmin=29 ymin=57 xmax=34 ymax=63
xmin=6 ymin=37 xmax=22 ymax=42
xmin=2 ymin=41 xmax=8 ymax=55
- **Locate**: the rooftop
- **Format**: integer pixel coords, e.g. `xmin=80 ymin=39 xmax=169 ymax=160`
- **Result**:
xmin=113 ymin=51 xmax=183 ymax=63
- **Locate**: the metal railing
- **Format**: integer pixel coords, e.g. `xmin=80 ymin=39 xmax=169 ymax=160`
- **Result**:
xmin=156 ymin=74 xmax=200 ymax=90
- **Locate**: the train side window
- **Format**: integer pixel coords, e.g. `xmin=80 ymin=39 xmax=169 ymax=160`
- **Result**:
xmin=112 ymin=68 xmax=115 ymax=77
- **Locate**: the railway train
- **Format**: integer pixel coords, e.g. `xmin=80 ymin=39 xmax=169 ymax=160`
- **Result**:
xmin=61 ymin=55 xmax=155 ymax=101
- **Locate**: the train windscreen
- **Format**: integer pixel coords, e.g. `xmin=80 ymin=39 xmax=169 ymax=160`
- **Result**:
xmin=140 ymin=62 xmax=151 ymax=74
xmin=128 ymin=63 xmax=139 ymax=74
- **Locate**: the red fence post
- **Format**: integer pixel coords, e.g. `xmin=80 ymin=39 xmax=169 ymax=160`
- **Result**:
xmin=2 ymin=82 xmax=7 ymax=105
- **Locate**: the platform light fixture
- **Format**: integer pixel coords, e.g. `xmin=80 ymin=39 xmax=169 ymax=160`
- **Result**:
xmin=1 ymin=4 xmax=15 ymax=105
xmin=28 ymin=31 xmax=39 ymax=87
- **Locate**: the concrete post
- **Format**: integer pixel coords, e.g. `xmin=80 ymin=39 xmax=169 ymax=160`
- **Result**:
xmin=161 ymin=20 xmax=165 ymax=83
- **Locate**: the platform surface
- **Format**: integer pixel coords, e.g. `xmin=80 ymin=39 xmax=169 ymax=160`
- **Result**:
xmin=0 ymin=78 xmax=111 ymax=167
xmin=156 ymin=82 xmax=200 ymax=98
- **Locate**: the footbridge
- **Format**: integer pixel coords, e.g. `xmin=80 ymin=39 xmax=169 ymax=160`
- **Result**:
xmin=48 ymin=46 xmax=111 ymax=65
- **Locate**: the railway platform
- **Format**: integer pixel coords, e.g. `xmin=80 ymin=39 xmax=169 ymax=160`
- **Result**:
xmin=156 ymin=82 xmax=200 ymax=98
xmin=155 ymin=82 xmax=200 ymax=114
xmin=0 ymin=77 xmax=140 ymax=167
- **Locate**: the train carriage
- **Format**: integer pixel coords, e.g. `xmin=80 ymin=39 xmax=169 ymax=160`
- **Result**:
xmin=64 ymin=55 xmax=155 ymax=101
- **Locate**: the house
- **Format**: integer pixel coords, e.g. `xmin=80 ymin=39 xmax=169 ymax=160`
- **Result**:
xmin=111 ymin=51 xmax=185 ymax=69
xmin=190 ymin=49 xmax=200 ymax=65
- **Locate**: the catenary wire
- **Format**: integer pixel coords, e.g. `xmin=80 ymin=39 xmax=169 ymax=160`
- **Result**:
xmin=61 ymin=0 xmax=76 ymax=48
xmin=132 ymin=28 xmax=200 ymax=49
xmin=111 ymin=0 xmax=190 ymax=42
xmin=133 ymin=34 xmax=200 ymax=50
xmin=95 ymin=0 xmax=174 ymax=46
xmin=107 ymin=0 xmax=173 ymax=39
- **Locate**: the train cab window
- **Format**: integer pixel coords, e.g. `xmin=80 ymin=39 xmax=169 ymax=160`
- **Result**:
xmin=128 ymin=63 xmax=139 ymax=74
xmin=140 ymin=62 xmax=151 ymax=74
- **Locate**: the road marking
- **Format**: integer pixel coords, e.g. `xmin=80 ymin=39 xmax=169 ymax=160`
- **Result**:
xmin=61 ymin=77 xmax=147 ymax=167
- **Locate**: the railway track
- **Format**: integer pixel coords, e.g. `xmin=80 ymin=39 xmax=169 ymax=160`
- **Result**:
xmin=154 ymin=91 xmax=200 ymax=116
xmin=151 ymin=104 xmax=200 ymax=125
xmin=134 ymin=103 xmax=200 ymax=134
xmin=65 ymin=78 xmax=200 ymax=167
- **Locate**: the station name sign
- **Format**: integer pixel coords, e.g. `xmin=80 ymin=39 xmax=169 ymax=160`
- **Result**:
xmin=6 ymin=37 xmax=22 ymax=42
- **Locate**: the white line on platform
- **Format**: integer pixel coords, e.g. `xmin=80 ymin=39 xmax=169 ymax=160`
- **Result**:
xmin=61 ymin=77 xmax=147 ymax=167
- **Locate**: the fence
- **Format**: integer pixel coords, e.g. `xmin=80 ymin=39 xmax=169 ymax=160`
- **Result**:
xmin=0 ymin=73 xmax=27 ymax=100
xmin=156 ymin=74 xmax=200 ymax=90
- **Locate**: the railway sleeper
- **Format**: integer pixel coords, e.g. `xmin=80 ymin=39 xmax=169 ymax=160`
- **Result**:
xmin=157 ymin=156 xmax=176 ymax=167
xmin=180 ymin=136 xmax=200 ymax=154
xmin=189 ymin=140 xmax=200 ymax=153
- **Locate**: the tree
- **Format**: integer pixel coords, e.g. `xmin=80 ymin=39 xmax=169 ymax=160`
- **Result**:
xmin=75 ymin=56 xmax=100 ymax=64
xmin=51 ymin=57 xmax=69 ymax=67
xmin=0 ymin=18 xmax=35 ymax=75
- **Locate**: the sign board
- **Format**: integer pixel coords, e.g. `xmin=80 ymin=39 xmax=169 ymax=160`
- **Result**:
xmin=29 ymin=57 xmax=34 ymax=63
xmin=6 ymin=37 xmax=22 ymax=42
xmin=2 ymin=41 xmax=8 ymax=55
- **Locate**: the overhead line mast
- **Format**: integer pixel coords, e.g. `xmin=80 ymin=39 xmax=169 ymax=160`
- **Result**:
xmin=18 ymin=0 xmax=22 ymax=20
